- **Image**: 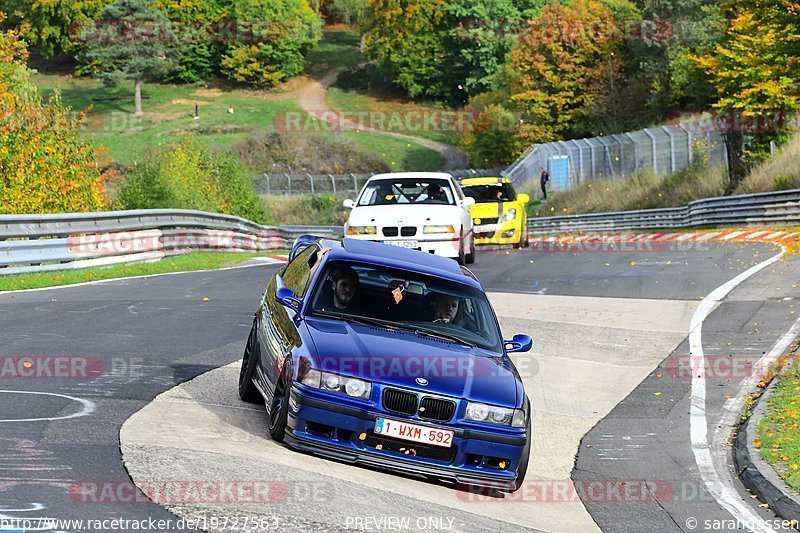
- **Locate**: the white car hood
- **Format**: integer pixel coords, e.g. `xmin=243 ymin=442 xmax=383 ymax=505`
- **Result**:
xmin=348 ymin=204 xmax=465 ymax=226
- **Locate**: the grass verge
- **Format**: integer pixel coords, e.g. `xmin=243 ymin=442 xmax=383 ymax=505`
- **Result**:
xmin=527 ymin=164 xmax=728 ymax=218
xmin=755 ymin=354 xmax=800 ymax=492
xmin=0 ymin=252 xmax=270 ymax=291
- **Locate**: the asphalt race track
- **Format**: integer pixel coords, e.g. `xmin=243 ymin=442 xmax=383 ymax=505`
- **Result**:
xmin=1 ymin=241 xmax=799 ymax=532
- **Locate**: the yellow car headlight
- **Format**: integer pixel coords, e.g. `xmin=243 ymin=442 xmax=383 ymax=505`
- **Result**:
xmin=347 ymin=225 xmax=377 ymax=235
xmin=423 ymin=225 xmax=455 ymax=234
xmin=501 ymin=208 xmax=517 ymax=222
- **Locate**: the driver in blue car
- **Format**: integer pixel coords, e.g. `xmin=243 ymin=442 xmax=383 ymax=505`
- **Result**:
xmin=319 ymin=266 xmax=361 ymax=313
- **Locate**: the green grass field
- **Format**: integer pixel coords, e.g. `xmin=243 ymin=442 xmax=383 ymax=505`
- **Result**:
xmin=0 ymin=252 xmax=268 ymax=291
xmin=326 ymin=87 xmax=456 ymax=145
xmin=756 ymin=357 xmax=800 ymax=492
xmin=34 ymin=28 xmax=448 ymax=171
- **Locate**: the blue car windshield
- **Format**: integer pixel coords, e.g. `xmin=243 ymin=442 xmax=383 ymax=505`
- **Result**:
xmin=308 ymin=261 xmax=502 ymax=352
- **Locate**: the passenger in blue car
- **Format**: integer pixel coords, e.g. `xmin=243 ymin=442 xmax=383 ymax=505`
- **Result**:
xmin=431 ymin=293 xmax=459 ymax=323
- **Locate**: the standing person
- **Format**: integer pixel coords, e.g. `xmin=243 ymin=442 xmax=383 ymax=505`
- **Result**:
xmin=539 ymin=167 xmax=549 ymax=200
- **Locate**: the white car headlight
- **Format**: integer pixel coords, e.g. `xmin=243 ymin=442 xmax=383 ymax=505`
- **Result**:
xmin=347 ymin=225 xmax=377 ymax=235
xmin=501 ymin=208 xmax=517 ymax=222
xmin=314 ymin=372 xmax=371 ymax=400
xmin=423 ymin=225 xmax=456 ymax=234
xmin=466 ymin=401 xmax=525 ymax=427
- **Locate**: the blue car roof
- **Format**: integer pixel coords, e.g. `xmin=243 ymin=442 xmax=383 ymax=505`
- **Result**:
xmin=320 ymin=238 xmax=482 ymax=289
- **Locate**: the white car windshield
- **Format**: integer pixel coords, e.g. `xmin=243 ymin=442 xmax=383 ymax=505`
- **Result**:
xmin=357 ymin=178 xmax=455 ymax=206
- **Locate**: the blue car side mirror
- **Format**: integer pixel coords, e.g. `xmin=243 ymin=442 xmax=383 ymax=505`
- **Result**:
xmin=504 ymin=334 xmax=533 ymax=353
xmin=275 ymin=287 xmax=302 ymax=310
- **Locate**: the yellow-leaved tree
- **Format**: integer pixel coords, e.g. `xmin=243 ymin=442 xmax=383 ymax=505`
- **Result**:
xmin=0 ymin=13 xmax=108 ymax=214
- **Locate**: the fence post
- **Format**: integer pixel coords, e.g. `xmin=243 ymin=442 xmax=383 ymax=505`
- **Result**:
xmin=707 ymin=131 xmax=713 ymax=164
xmin=264 ymin=174 xmax=270 ymax=196
xmin=308 ymin=173 xmax=315 ymax=195
xmin=678 ymin=125 xmax=693 ymax=164
xmin=352 ymin=174 xmax=358 ymax=196
xmin=286 ymin=174 xmax=292 ymax=195
xmin=583 ymin=139 xmax=596 ymax=179
xmin=612 ymin=134 xmax=625 ymax=176
xmin=643 ymin=129 xmax=657 ymax=174
xmin=330 ymin=174 xmax=336 ymax=196
xmin=625 ymin=133 xmax=637 ymax=171
xmin=662 ymin=126 xmax=676 ymax=173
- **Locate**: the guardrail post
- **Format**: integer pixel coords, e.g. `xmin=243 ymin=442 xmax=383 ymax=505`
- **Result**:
xmin=643 ymin=128 xmax=657 ymax=174
xmin=308 ymin=174 xmax=315 ymax=195
xmin=352 ymin=174 xmax=358 ymax=196
xmin=330 ymin=174 xmax=336 ymax=195
xmin=264 ymin=174 xmax=270 ymax=196
xmin=286 ymin=174 xmax=292 ymax=195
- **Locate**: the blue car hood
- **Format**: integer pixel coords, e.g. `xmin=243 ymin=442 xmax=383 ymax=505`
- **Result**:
xmin=305 ymin=317 xmax=518 ymax=407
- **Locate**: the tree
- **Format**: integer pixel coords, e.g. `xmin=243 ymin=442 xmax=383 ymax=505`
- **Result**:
xmin=364 ymin=0 xmax=450 ymax=99
xmin=75 ymin=0 xmax=178 ymax=115
xmin=220 ymin=0 xmax=321 ymax=87
xmin=507 ymin=0 xmax=625 ymax=144
xmin=0 ymin=13 xmax=107 ymax=214
xmin=696 ymin=0 xmax=800 ymax=191
xmin=2 ymin=0 xmax=110 ymax=57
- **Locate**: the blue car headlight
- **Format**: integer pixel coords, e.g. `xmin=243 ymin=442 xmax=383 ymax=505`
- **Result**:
xmin=302 ymin=370 xmax=371 ymax=400
xmin=466 ymin=402 xmax=526 ymax=428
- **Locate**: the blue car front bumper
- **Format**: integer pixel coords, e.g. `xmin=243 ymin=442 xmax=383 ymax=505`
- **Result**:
xmin=284 ymin=385 xmax=528 ymax=489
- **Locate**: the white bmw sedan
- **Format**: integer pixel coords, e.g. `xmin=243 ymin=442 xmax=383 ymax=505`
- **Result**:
xmin=343 ymin=172 xmax=476 ymax=264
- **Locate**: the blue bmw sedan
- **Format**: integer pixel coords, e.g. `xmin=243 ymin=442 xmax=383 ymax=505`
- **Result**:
xmin=238 ymin=236 xmax=532 ymax=491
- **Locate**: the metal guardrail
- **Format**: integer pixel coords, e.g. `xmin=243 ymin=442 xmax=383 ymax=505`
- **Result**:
xmin=3 ymin=188 xmax=798 ymax=276
xmin=527 ymin=189 xmax=800 ymax=232
xmin=0 ymin=209 xmax=341 ymax=276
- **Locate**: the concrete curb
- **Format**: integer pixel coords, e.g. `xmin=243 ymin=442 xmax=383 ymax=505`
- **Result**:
xmin=734 ymin=374 xmax=800 ymax=525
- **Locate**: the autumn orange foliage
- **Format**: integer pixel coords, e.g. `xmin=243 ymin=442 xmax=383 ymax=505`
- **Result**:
xmin=0 ymin=13 xmax=108 ymax=214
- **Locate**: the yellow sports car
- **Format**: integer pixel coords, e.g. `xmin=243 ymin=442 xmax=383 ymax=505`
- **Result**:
xmin=460 ymin=177 xmax=530 ymax=248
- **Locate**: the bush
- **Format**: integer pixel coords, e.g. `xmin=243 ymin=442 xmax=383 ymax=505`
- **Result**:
xmin=0 ymin=16 xmax=108 ymax=214
xmin=235 ymin=130 xmax=391 ymax=174
xmin=458 ymin=103 xmax=523 ymax=168
xmin=220 ymin=0 xmax=322 ymax=86
xmin=262 ymin=193 xmax=349 ymax=226
xmin=115 ymin=137 xmax=265 ymax=223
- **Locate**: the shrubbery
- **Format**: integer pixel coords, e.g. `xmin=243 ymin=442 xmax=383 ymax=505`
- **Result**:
xmin=115 ymin=138 xmax=265 ymax=222
xmin=235 ymin=130 xmax=391 ymax=174
xmin=0 ymin=15 xmax=108 ymax=214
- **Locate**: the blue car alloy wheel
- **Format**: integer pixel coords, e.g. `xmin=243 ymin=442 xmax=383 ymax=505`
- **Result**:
xmin=238 ymin=236 xmax=533 ymax=492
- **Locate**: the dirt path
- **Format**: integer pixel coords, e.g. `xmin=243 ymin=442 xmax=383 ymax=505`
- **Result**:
xmin=296 ymin=68 xmax=469 ymax=170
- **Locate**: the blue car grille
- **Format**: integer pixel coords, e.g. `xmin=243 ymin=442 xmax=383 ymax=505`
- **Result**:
xmin=364 ymin=432 xmax=457 ymax=463
xmin=419 ymin=397 xmax=456 ymax=422
xmin=382 ymin=388 xmax=417 ymax=415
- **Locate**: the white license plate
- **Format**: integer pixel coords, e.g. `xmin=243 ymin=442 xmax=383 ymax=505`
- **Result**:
xmin=474 ymin=224 xmax=498 ymax=233
xmin=383 ymin=240 xmax=419 ymax=249
xmin=374 ymin=417 xmax=454 ymax=448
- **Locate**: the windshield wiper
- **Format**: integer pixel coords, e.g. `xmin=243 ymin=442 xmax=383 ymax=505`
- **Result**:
xmin=413 ymin=327 xmax=476 ymax=348
xmin=315 ymin=312 xmax=404 ymax=330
